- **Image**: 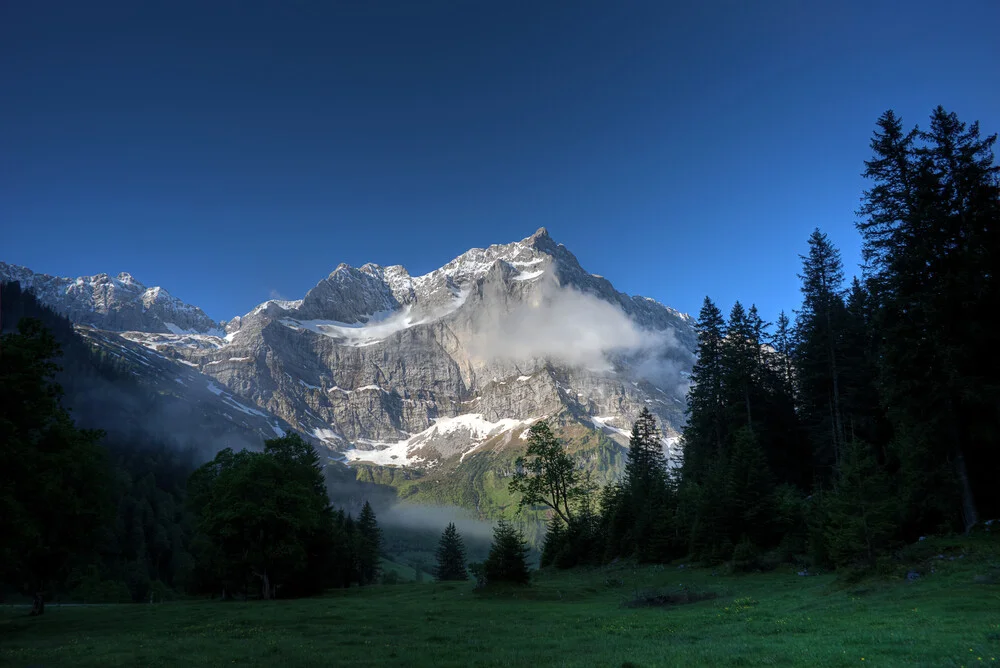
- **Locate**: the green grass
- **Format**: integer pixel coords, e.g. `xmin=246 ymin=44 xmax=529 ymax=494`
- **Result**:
xmin=380 ymin=557 xmax=434 ymax=584
xmin=3 ymin=538 xmax=999 ymax=667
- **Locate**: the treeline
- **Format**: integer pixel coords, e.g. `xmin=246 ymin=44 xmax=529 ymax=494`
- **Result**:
xmin=519 ymin=106 xmax=999 ymax=572
xmin=0 ymin=294 xmax=385 ymax=611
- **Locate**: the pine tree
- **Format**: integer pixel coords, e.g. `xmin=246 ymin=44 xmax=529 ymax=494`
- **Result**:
xmin=623 ymin=408 xmax=667 ymax=494
xmin=434 ymin=523 xmax=468 ymax=581
xmin=618 ymin=408 xmax=676 ymax=561
xmin=482 ymin=520 xmax=530 ymax=586
xmin=771 ymin=311 xmax=795 ymax=390
xmin=681 ymin=297 xmax=727 ymax=483
xmin=722 ymin=301 xmax=758 ymax=432
xmin=838 ymin=278 xmax=890 ymax=449
xmin=858 ymin=107 xmax=1000 ymax=533
xmin=794 ymin=229 xmax=849 ymax=479
xmin=539 ymin=516 xmax=565 ymax=568
xmin=357 ymin=502 xmax=382 ymax=586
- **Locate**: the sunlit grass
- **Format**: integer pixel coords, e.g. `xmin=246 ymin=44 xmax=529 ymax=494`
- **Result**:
xmin=2 ymin=537 xmax=998 ymax=667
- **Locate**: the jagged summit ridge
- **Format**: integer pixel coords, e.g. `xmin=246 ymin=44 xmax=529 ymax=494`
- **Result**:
xmin=0 ymin=262 xmax=222 ymax=335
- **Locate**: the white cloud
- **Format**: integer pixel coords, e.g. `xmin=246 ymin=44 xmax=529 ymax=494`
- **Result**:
xmin=468 ymin=280 xmax=685 ymax=390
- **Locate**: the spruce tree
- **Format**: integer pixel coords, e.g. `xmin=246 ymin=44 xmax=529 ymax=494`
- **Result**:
xmin=539 ymin=516 xmax=565 ymax=568
xmin=357 ymin=502 xmax=382 ymax=585
xmin=721 ymin=301 xmax=757 ymax=432
xmin=794 ymin=229 xmax=849 ymax=479
xmin=482 ymin=520 xmax=530 ymax=586
xmin=681 ymin=297 xmax=727 ymax=483
xmin=619 ymin=408 xmax=676 ymax=561
xmin=434 ymin=523 xmax=468 ymax=581
xmin=623 ymin=408 xmax=667 ymax=494
xmin=771 ymin=311 xmax=795 ymax=389
xmin=858 ymin=107 xmax=999 ymax=533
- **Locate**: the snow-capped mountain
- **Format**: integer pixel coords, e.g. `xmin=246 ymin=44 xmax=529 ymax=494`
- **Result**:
xmin=2 ymin=230 xmax=696 ymax=476
xmin=0 ymin=262 xmax=222 ymax=335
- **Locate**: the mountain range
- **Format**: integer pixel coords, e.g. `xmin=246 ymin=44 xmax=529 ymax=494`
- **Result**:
xmin=1 ymin=229 xmax=695 ymax=515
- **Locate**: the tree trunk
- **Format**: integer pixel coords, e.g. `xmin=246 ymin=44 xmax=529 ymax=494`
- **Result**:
xmin=744 ymin=386 xmax=753 ymax=433
xmin=826 ymin=307 xmax=844 ymax=465
xmin=954 ymin=447 xmax=978 ymax=534
xmin=29 ymin=592 xmax=44 ymax=616
xmin=948 ymin=401 xmax=979 ymax=534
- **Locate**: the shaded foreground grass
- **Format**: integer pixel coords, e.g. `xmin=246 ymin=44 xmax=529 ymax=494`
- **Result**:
xmin=3 ymin=541 xmax=998 ymax=667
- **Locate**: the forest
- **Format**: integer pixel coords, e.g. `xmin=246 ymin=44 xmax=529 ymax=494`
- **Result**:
xmin=529 ymin=106 xmax=999 ymax=574
xmin=1 ymin=106 xmax=997 ymax=612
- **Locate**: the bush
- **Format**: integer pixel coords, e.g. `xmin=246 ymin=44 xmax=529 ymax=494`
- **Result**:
xmin=623 ymin=587 xmax=718 ymax=608
xmin=730 ymin=537 xmax=759 ymax=573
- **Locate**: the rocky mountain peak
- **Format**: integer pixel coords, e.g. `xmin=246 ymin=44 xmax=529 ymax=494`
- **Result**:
xmin=0 ymin=262 xmax=222 ymax=335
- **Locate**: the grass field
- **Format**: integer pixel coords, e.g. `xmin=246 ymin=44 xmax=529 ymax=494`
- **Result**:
xmin=2 ymin=537 xmax=998 ymax=667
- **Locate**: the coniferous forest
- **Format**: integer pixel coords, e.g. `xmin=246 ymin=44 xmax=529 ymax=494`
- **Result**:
xmin=1 ymin=106 xmax=997 ymax=614
xmin=524 ymin=106 xmax=999 ymax=573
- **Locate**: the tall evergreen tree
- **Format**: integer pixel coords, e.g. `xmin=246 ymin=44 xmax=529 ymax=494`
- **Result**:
xmin=771 ymin=311 xmax=795 ymax=390
xmin=623 ymin=408 xmax=668 ymax=494
xmin=794 ymin=229 xmax=849 ymax=478
xmin=681 ymin=297 xmax=727 ymax=483
xmin=434 ymin=523 xmax=468 ymax=581
xmin=617 ymin=408 xmax=677 ymax=561
xmin=722 ymin=302 xmax=758 ymax=432
xmin=858 ymin=107 xmax=1000 ymax=533
xmin=357 ymin=501 xmax=382 ymax=586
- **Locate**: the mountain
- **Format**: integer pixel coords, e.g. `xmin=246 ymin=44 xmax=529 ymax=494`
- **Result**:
xmin=0 ymin=281 xmax=293 ymax=455
xmin=2 ymin=229 xmax=696 ymax=516
xmin=0 ymin=262 xmax=223 ymax=335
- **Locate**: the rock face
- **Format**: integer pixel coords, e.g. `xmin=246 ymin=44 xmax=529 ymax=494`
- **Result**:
xmin=3 ymin=229 xmax=697 ymax=469
xmin=0 ymin=263 xmax=223 ymax=335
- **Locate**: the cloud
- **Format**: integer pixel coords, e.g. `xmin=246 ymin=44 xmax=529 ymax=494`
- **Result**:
xmin=468 ymin=279 xmax=687 ymax=391
xmin=268 ymin=289 xmax=286 ymax=300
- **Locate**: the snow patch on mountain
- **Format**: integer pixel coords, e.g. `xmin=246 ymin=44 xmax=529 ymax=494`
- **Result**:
xmin=512 ymin=269 xmax=545 ymax=281
xmin=342 ymin=413 xmax=539 ymax=466
xmin=590 ymin=415 xmax=632 ymax=439
xmin=280 ymin=308 xmax=422 ymax=346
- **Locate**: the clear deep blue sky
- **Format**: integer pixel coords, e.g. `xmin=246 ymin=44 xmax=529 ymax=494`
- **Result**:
xmin=2 ymin=1 xmax=998 ymax=325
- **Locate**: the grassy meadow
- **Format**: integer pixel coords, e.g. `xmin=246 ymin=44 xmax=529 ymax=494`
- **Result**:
xmin=2 ymin=536 xmax=998 ymax=667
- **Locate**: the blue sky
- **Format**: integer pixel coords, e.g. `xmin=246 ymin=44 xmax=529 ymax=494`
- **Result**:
xmin=2 ymin=1 xmax=998 ymax=326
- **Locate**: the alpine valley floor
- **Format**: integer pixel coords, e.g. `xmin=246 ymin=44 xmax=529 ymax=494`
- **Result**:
xmin=2 ymin=536 xmax=998 ymax=668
